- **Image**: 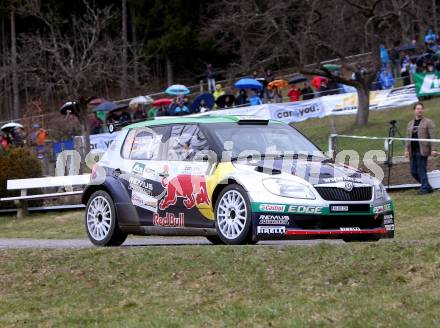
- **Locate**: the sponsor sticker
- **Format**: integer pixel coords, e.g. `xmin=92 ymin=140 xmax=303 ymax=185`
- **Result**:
xmin=258 ymin=215 xmax=290 ymax=225
xmin=339 ymin=227 xmax=361 ymax=231
xmin=153 ymin=212 xmax=184 ymax=227
xmin=259 ymin=204 xmax=286 ymax=212
xmin=159 ymin=175 xmax=210 ymax=210
xmin=128 ymin=176 xmax=153 ymax=195
xmin=383 ymin=203 xmax=393 ymax=212
xmin=383 ymin=214 xmax=394 ymax=225
xmin=257 ymin=226 xmax=286 ymax=235
xmin=132 ymin=162 xmax=145 ymax=176
xmin=288 ymin=205 xmax=323 ymax=214
xmin=373 ymin=205 xmax=384 ymax=214
xmin=322 ymin=177 xmax=362 ymax=184
xmin=131 ymin=191 xmax=158 ymax=212
xmin=385 ymin=224 xmax=395 ymax=231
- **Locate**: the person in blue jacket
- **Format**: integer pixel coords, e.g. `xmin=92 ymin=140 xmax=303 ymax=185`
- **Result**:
xmin=379 ymin=65 xmax=395 ymax=90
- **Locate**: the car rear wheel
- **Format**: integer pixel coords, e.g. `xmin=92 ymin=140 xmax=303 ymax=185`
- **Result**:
xmin=215 ymin=184 xmax=253 ymax=245
xmin=85 ymin=190 xmax=127 ymax=246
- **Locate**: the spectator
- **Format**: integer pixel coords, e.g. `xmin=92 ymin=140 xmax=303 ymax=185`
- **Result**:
xmin=107 ymin=109 xmax=131 ymax=125
xmin=380 ymin=44 xmax=390 ymax=67
xmin=263 ymin=68 xmax=274 ymax=101
xmin=405 ymin=102 xmax=438 ymax=194
xmin=248 ymin=90 xmax=262 ymax=106
xmin=424 ymin=28 xmax=437 ymax=45
xmin=235 ymin=89 xmax=248 ymax=106
xmin=169 ymin=98 xmax=190 ymax=116
xmin=379 ymin=66 xmax=394 ymax=90
xmin=213 ymin=84 xmax=225 ymax=108
xmin=133 ymin=106 xmax=148 ymax=121
xmin=10 ymin=126 xmax=25 ymax=147
xmin=271 ymin=87 xmax=283 ymax=103
xmin=300 ymin=81 xmax=314 ymax=100
xmin=401 ymin=63 xmax=411 ymax=86
xmin=390 ymin=40 xmax=401 ymax=78
xmin=400 ymin=51 xmax=411 ymax=70
xmin=318 ymin=79 xmax=332 ymax=96
xmin=0 ymin=131 xmax=10 ymax=152
xmin=287 ymin=84 xmax=302 ymax=102
xmin=206 ymin=64 xmax=216 ymax=93
xmin=89 ymin=112 xmax=104 ymax=134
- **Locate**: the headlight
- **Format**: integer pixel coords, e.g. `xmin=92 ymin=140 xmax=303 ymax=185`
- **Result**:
xmin=374 ymin=184 xmax=387 ymax=200
xmin=263 ymin=178 xmax=315 ymax=199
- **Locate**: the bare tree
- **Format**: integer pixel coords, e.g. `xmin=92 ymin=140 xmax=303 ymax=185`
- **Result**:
xmin=19 ymin=0 xmax=121 ymax=154
xmin=202 ymin=0 xmax=415 ymax=126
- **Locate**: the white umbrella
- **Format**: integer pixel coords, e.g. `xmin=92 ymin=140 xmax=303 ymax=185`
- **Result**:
xmin=1 ymin=122 xmax=24 ymax=131
xmin=129 ymin=96 xmax=154 ymax=109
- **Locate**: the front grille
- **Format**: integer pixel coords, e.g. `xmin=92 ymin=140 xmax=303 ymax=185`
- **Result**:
xmin=315 ymin=186 xmax=372 ymax=201
xmin=293 ymin=214 xmax=382 ymax=230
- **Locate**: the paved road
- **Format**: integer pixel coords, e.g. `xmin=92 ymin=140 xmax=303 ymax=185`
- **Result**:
xmin=0 ymin=237 xmax=343 ymax=249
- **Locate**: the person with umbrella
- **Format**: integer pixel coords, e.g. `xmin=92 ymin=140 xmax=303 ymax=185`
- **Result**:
xmin=263 ymin=68 xmax=274 ymax=101
xmin=287 ymin=83 xmax=302 ymax=102
xmin=301 ymin=81 xmax=314 ymax=100
xmin=235 ymin=89 xmax=248 ymax=106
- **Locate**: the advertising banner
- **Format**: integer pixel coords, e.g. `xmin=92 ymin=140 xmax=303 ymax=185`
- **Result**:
xmin=414 ymin=72 xmax=440 ymax=96
xmin=89 ymin=132 xmax=118 ymax=152
xmin=267 ymin=99 xmax=324 ymax=123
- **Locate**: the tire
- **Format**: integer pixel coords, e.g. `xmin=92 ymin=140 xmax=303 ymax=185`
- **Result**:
xmin=205 ymin=235 xmax=224 ymax=245
xmin=214 ymin=184 xmax=253 ymax=245
xmin=85 ymin=190 xmax=128 ymax=246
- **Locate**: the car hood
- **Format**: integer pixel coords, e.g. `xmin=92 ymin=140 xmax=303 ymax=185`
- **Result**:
xmin=233 ymin=158 xmax=376 ymax=185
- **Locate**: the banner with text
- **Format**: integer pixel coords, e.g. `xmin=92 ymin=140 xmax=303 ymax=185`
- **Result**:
xmin=414 ymin=72 xmax=440 ymax=96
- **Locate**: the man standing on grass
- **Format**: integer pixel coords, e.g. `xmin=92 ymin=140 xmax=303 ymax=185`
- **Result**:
xmin=405 ymin=102 xmax=438 ymax=194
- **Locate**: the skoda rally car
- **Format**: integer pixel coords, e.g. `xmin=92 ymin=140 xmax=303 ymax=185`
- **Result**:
xmin=82 ymin=115 xmax=395 ymax=246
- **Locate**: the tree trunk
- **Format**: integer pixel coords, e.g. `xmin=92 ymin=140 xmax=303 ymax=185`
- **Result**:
xmin=121 ymin=0 xmax=128 ymax=98
xmin=166 ymin=56 xmax=173 ymax=85
xmin=355 ymin=85 xmax=370 ymax=127
xmin=10 ymin=10 xmax=19 ymax=119
xmin=80 ymin=111 xmax=91 ymax=158
xmin=130 ymin=6 xmax=139 ymax=87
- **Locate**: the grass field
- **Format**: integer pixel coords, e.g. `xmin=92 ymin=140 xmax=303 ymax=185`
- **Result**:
xmin=1 ymin=190 xmax=440 ymax=327
xmin=294 ymin=97 xmax=440 ymax=158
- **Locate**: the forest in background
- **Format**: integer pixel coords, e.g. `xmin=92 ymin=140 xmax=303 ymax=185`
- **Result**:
xmin=0 ymin=0 xmax=438 ymax=128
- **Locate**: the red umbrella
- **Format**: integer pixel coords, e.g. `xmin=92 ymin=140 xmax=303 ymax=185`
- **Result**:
xmin=153 ymin=98 xmax=173 ymax=107
xmin=311 ymin=76 xmax=327 ymax=91
xmin=88 ymin=97 xmax=106 ymax=106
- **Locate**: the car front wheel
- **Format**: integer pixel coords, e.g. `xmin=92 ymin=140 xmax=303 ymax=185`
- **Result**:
xmin=215 ymin=184 xmax=253 ymax=245
xmin=85 ymin=190 xmax=127 ymax=246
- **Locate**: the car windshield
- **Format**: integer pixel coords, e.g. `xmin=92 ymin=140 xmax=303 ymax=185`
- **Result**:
xmin=209 ymin=122 xmax=325 ymax=159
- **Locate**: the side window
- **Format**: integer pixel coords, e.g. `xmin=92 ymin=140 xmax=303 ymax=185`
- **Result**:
xmin=121 ymin=129 xmax=136 ymax=159
xmin=167 ymin=125 xmax=210 ymax=161
xmin=130 ymin=127 xmax=165 ymax=160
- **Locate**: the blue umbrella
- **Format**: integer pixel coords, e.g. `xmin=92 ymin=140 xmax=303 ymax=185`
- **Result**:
xmin=191 ymin=93 xmax=215 ymax=112
xmin=165 ymin=84 xmax=190 ymax=95
xmin=92 ymin=101 xmax=125 ymax=112
xmin=234 ymin=78 xmax=263 ymax=90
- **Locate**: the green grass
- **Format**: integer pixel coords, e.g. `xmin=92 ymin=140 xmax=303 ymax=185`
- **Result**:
xmin=294 ymin=97 xmax=440 ymax=159
xmin=0 ymin=211 xmax=85 ymax=239
xmin=0 ymin=191 xmax=440 ymax=326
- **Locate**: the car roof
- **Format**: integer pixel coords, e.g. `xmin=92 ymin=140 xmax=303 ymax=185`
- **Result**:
xmin=123 ymin=115 xmax=283 ymax=129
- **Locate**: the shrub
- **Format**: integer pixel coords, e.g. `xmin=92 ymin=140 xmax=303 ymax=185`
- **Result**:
xmin=0 ymin=148 xmax=42 ymax=209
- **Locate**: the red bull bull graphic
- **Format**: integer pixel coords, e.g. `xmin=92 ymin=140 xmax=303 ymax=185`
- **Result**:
xmin=159 ymin=174 xmax=210 ymax=210
xmin=153 ymin=212 xmax=185 ymax=227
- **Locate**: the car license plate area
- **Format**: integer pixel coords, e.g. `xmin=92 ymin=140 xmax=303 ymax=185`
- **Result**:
xmin=330 ymin=204 xmax=370 ymax=213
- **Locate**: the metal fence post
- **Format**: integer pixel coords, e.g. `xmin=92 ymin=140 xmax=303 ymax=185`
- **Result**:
xmin=328 ymin=134 xmax=337 ymax=159
xmin=15 ymin=189 xmax=28 ymax=218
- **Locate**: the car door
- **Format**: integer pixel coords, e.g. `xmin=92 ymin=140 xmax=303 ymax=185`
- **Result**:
xmin=118 ymin=125 xmax=167 ymax=226
xmin=160 ymin=124 xmax=215 ymax=228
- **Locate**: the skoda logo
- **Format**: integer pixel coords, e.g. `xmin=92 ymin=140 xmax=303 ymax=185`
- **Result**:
xmin=344 ymin=182 xmax=354 ymax=192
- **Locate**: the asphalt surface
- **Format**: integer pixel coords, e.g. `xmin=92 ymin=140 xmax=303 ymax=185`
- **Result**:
xmin=0 ymin=237 xmax=343 ymax=249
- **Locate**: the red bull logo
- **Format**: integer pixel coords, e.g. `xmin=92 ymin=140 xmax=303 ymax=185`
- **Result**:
xmin=153 ymin=212 xmax=184 ymax=227
xmin=159 ymin=174 xmax=210 ymax=210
